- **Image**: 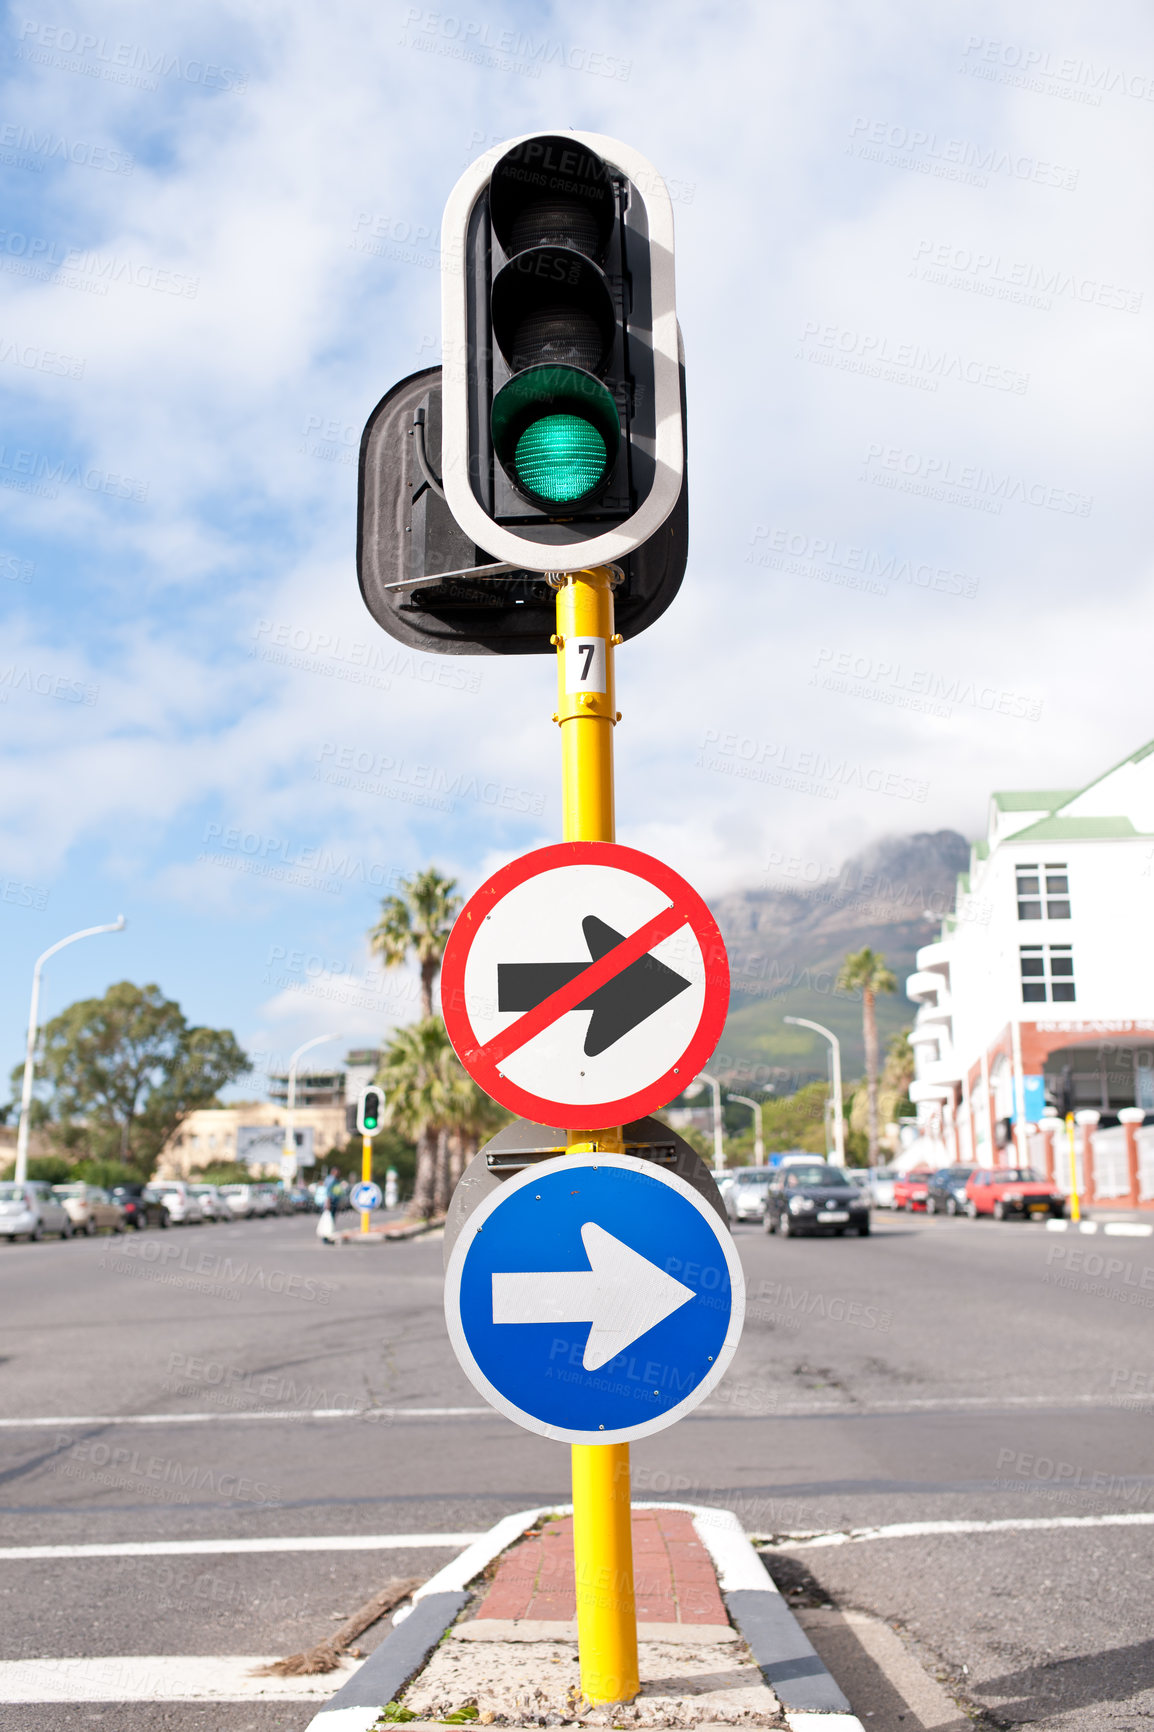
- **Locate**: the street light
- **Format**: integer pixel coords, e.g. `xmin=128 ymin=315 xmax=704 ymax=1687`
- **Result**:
xmin=687 ymin=1071 xmax=725 ymax=1172
xmin=727 ymin=1094 xmax=765 ymax=1165
xmin=15 ymin=917 xmax=127 ymax=1184
xmin=784 ymin=1015 xmax=845 ymax=1165
xmin=283 ymin=1033 xmax=340 ymax=1181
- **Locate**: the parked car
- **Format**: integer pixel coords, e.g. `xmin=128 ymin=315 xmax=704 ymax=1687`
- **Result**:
xmin=893 ymin=1167 xmax=935 ymax=1212
xmin=217 ymin=1183 xmax=256 ymax=1218
xmin=190 ymin=1184 xmax=230 ymax=1222
xmin=147 ymin=1181 xmax=204 ymax=1225
xmin=867 ymin=1167 xmax=899 ymax=1209
xmin=965 ymin=1167 xmax=1066 ymax=1221
xmin=925 ymin=1166 xmax=976 ymax=1216
xmin=252 ymin=1185 xmax=281 ymax=1217
xmin=110 ymin=1184 xmax=170 ymax=1230
xmin=52 ymin=1184 xmax=127 ymax=1235
xmin=764 ymin=1161 xmax=872 ymax=1237
xmin=0 ymin=1181 xmax=74 ymax=1241
xmin=726 ymin=1168 xmax=773 ymax=1223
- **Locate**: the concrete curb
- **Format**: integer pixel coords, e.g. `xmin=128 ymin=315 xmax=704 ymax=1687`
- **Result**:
xmin=304 ymin=1503 xmax=863 ymax=1732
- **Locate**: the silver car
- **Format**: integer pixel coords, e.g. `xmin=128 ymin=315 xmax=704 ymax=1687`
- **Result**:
xmin=726 ymin=1168 xmax=773 ymax=1222
xmin=0 ymin=1181 xmax=74 ymax=1241
xmin=190 ymin=1184 xmax=229 ymax=1222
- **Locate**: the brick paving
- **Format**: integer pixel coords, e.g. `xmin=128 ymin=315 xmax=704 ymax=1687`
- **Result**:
xmin=474 ymin=1508 xmax=727 ymax=1626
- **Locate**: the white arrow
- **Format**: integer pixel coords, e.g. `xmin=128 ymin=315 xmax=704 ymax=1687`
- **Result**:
xmin=491 ymin=1222 xmax=695 ymax=1372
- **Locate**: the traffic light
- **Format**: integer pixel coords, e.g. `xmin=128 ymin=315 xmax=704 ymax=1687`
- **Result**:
xmin=356 ymin=1085 xmax=384 ymax=1136
xmin=443 ymin=131 xmax=683 ymax=572
xmin=356 ymin=132 xmax=688 ymax=655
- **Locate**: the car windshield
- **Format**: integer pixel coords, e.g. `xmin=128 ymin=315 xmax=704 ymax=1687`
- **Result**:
xmin=786 ymin=1165 xmax=845 ymax=1187
xmin=999 ymin=1169 xmax=1044 ymax=1183
xmin=52 ymin=1184 xmax=84 ymax=1195
xmin=0 ymin=1183 xmax=28 ymax=1199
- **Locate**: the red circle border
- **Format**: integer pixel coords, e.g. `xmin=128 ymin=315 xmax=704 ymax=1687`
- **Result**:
xmin=440 ymin=840 xmax=730 ymax=1129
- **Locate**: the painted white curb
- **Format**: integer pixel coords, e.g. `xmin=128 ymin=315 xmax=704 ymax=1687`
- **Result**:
xmin=308 ymin=1503 xmax=864 ymax=1730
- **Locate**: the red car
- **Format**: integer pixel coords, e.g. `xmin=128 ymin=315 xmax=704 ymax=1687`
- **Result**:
xmin=893 ymin=1167 xmax=934 ymax=1212
xmin=964 ymin=1167 xmax=1065 ymax=1221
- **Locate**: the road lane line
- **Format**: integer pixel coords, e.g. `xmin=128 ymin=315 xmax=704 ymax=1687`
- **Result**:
xmin=0 ymin=1533 xmax=482 ymax=1560
xmin=0 ymin=1407 xmax=490 ymax=1428
xmin=762 ymin=1511 xmax=1154 ymax=1549
xmin=0 ymin=1654 xmax=365 ymax=1701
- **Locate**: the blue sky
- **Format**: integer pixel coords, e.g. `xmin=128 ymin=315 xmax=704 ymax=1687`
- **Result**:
xmin=3 ymin=0 xmax=1152 ymax=1100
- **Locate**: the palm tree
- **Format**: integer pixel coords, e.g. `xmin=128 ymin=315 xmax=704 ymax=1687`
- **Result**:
xmin=369 ymin=868 xmax=462 ymax=1020
xmin=379 ymin=1018 xmax=454 ymax=1218
xmin=837 ymin=948 xmax=897 ymax=1165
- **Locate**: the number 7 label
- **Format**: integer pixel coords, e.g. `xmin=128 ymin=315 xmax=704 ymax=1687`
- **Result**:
xmin=564 ymin=637 xmax=606 ymax=694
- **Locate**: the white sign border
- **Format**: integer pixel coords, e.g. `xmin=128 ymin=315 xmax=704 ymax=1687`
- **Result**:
xmin=443 ymin=1152 xmax=745 ymax=1445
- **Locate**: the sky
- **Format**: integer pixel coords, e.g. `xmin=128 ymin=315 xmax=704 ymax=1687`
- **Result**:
xmin=2 ymin=0 xmax=1152 ymax=1101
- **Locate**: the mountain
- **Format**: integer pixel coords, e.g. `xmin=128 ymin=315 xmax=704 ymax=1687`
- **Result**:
xmin=707 ymin=830 xmax=970 ymax=1086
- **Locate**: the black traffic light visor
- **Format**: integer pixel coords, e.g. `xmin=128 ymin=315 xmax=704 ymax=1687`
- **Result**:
xmin=489 ymin=135 xmax=615 ymax=264
xmin=491 ymin=364 xmax=621 ymax=512
xmin=491 ymin=247 xmax=617 ymax=375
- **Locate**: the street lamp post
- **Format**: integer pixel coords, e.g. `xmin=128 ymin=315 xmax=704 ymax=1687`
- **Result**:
xmin=784 ymin=1015 xmax=845 ymax=1165
xmin=727 ymin=1094 xmax=764 ymax=1165
xmin=15 ymin=917 xmax=126 ymax=1184
xmin=689 ymin=1072 xmax=725 ymax=1172
xmin=283 ymin=1033 xmax=340 ymax=1182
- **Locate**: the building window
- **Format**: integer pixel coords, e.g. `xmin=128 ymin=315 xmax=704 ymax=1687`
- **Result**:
xmin=1021 ymin=944 xmax=1076 ymax=1004
xmin=1017 ymin=862 xmax=1070 ymax=920
xmin=1016 ymin=864 xmax=1041 ymax=920
xmin=1044 ymin=863 xmax=1071 ymax=920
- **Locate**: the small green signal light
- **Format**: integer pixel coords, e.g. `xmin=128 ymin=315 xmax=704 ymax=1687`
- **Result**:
xmin=514 ymin=414 xmax=608 ymax=504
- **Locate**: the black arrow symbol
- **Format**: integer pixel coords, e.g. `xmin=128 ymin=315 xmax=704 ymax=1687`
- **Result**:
xmin=497 ymin=915 xmax=691 ymax=1058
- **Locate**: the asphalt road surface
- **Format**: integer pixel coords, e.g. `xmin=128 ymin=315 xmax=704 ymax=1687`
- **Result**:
xmin=2 ymin=1208 xmax=1152 ymax=1729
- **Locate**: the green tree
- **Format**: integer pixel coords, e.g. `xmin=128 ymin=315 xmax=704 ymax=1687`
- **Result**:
xmin=369 ymin=868 xmax=462 ymax=1019
xmin=836 ymin=949 xmax=897 ymax=1165
xmin=18 ymin=982 xmax=248 ymax=1174
xmin=378 ymin=1017 xmax=455 ymax=1218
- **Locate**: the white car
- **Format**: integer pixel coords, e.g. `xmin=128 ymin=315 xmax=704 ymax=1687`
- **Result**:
xmin=217 ymin=1183 xmax=256 ymax=1218
xmin=190 ymin=1184 xmax=229 ymax=1222
xmin=148 ymin=1181 xmax=205 ymax=1224
xmin=725 ymin=1168 xmax=773 ymax=1222
xmin=0 ymin=1181 xmax=74 ymax=1241
xmin=867 ymin=1168 xmax=898 ymax=1209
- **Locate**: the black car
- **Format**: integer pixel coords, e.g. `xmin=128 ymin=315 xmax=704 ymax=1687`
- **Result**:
xmin=925 ymin=1165 xmax=976 ymax=1216
xmin=110 ymin=1184 xmax=170 ymax=1230
xmin=764 ymin=1163 xmax=872 ymax=1237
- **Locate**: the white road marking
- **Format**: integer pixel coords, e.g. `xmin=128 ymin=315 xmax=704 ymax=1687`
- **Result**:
xmin=763 ymin=1511 xmax=1154 ymax=1549
xmin=697 ymin=1391 xmax=1154 ymax=1415
xmin=0 ymin=1654 xmax=363 ymax=1702
xmin=0 ymin=1533 xmax=481 ymax=1561
xmin=0 ymin=1407 xmax=489 ymax=1428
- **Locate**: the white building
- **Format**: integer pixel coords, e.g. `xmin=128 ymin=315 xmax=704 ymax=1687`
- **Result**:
xmin=907 ymin=741 xmax=1154 ymax=1206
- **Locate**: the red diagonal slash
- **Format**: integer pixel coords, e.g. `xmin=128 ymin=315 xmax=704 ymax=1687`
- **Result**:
xmin=470 ymin=901 xmax=690 ymax=1071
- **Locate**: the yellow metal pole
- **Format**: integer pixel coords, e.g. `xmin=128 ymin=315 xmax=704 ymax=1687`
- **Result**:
xmin=552 ymin=567 xmax=638 ymax=1706
xmin=1066 ymin=1112 xmax=1081 ymax=1223
xmin=361 ymin=1131 xmax=372 ymax=1234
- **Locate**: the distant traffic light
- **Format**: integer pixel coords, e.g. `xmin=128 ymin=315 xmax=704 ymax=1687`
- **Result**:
xmin=356 ymin=132 xmax=688 ymax=655
xmin=356 ymin=1085 xmax=384 ymax=1136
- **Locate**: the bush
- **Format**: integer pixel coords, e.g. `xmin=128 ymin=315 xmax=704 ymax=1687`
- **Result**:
xmin=73 ymin=1159 xmax=144 ymax=1189
xmin=0 ymin=1154 xmax=75 ymax=1184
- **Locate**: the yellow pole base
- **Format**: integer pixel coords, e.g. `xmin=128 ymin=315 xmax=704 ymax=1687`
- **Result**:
xmin=361 ymin=1133 xmax=373 ymax=1234
xmin=572 ymin=1440 xmax=639 ymax=1704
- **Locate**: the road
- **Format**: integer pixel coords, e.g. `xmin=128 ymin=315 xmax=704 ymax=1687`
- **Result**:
xmin=1 ymin=1207 xmax=1152 ymax=1729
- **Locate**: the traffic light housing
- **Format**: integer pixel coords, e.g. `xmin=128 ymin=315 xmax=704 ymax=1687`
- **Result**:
xmin=442 ymin=132 xmax=683 ymax=572
xmin=356 ymin=132 xmax=688 ymax=655
xmin=356 ymin=1085 xmax=384 ymax=1136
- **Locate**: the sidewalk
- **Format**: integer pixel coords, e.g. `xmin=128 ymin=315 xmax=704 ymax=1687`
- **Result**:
xmin=306 ymin=1503 xmax=862 ymax=1732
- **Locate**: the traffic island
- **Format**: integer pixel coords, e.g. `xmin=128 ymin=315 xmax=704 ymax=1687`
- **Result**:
xmin=304 ymin=1505 xmax=863 ymax=1732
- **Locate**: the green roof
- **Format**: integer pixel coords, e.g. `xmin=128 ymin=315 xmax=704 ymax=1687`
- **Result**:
xmin=991 ymin=789 xmax=1077 ymax=812
xmin=1010 ymin=815 xmax=1141 ymax=841
xmin=973 ymin=840 xmax=989 ymax=861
